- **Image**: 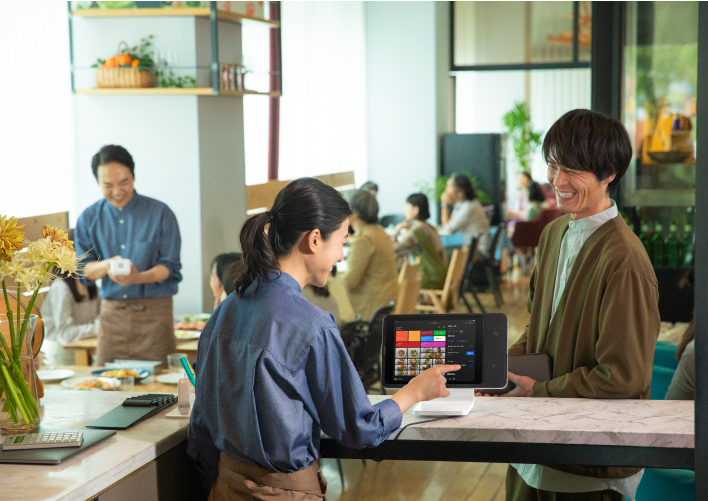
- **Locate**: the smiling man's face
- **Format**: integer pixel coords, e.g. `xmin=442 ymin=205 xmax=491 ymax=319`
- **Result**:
xmin=547 ymin=163 xmax=615 ymax=220
xmin=97 ymin=162 xmax=135 ymax=209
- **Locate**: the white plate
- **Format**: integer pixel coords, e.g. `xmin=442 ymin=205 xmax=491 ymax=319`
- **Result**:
xmin=174 ymin=330 xmax=201 ymax=340
xmin=36 ymin=369 xmax=75 ymax=382
xmin=156 ymin=373 xmax=185 ymax=385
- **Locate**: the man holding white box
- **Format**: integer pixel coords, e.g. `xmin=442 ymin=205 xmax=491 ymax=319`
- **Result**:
xmin=75 ymin=145 xmax=182 ymax=366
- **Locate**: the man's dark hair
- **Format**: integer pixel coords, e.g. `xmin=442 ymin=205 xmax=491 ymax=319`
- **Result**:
xmin=451 ymin=174 xmax=477 ymax=201
xmin=543 ymin=109 xmax=632 ymax=193
xmin=406 ymin=193 xmax=431 ymax=221
xmin=91 ymin=145 xmax=135 ymax=180
xmin=528 ymin=182 xmax=546 ymax=204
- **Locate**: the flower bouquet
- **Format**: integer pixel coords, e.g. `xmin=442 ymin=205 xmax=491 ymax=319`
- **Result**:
xmin=0 ymin=216 xmax=79 ymax=433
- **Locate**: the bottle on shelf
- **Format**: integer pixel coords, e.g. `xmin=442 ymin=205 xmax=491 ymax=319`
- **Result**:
xmin=683 ymin=221 xmax=694 ymax=267
xmin=638 ymin=221 xmax=653 ymax=260
xmin=666 ymin=221 xmax=680 ymax=268
xmin=651 ymin=221 xmax=666 ymax=267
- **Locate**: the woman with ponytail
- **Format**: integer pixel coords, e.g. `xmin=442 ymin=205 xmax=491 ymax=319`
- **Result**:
xmin=189 ymin=178 xmax=459 ymax=500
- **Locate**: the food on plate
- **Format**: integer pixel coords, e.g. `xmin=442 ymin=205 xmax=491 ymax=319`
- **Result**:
xmin=396 ymin=358 xmax=406 ymax=364
xmin=99 ymin=369 xmax=141 ymax=378
xmin=397 ymin=349 xmax=406 ymax=356
xmin=410 ymin=350 xmax=418 ymax=356
xmin=409 ymin=370 xmax=417 ymax=376
xmin=410 ymin=358 xmax=418 ymax=364
xmin=397 ymin=365 xmax=406 ymax=370
xmin=409 ymin=364 xmax=418 ymax=369
xmin=174 ymin=329 xmax=201 ymax=339
xmin=397 ymin=370 xmax=405 ymax=376
xmin=74 ymin=379 xmax=112 ymax=390
xmin=423 ymin=364 xmax=432 ymax=370
xmin=435 ymin=359 xmax=444 ymax=365
xmin=424 ymin=348 xmax=433 ymax=353
xmin=173 ymin=321 xmax=207 ymax=331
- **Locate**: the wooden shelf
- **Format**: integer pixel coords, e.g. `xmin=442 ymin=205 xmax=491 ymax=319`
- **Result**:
xmin=75 ymin=87 xmax=280 ymax=97
xmin=220 ymin=89 xmax=282 ymax=97
xmin=71 ymin=8 xmax=280 ymax=27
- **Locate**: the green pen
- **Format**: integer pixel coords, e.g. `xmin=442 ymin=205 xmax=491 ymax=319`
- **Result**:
xmin=180 ymin=356 xmax=196 ymax=387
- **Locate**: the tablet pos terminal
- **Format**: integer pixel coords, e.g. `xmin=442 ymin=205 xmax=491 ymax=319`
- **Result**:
xmin=381 ymin=313 xmax=508 ymax=416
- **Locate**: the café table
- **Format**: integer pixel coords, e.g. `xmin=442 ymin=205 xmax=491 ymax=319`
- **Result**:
xmin=321 ymin=395 xmax=695 ymax=469
xmin=64 ymin=337 xmax=200 ymax=366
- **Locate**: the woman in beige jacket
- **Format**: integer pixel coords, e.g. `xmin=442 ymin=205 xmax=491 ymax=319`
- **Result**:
xmin=344 ymin=190 xmax=399 ymax=321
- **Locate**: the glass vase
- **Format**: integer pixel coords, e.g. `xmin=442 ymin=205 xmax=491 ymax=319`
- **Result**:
xmin=0 ymin=313 xmax=40 ymax=434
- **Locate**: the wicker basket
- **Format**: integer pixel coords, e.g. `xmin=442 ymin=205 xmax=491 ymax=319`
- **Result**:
xmin=95 ymin=41 xmax=155 ymax=89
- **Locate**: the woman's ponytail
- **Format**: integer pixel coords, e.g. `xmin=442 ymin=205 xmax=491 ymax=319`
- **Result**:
xmin=233 ymin=211 xmax=277 ymax=297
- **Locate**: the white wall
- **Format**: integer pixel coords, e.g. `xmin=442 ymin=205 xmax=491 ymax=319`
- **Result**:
xmin=365 ymin=1 xmax=450 ymax=219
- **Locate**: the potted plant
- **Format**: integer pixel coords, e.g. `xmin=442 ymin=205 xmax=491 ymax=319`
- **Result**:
xmin=502 ymin=101 xmax=543 ymax=174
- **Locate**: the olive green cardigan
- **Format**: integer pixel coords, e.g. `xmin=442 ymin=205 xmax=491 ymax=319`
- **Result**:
xmin=509 ymin=213 xmax=660 ymax=478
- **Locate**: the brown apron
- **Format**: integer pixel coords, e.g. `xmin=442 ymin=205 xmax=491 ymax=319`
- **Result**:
xmin=96 ymin=297 xmax=176 ymax=367
xmin=208 ymin=453 xmax=328 ymax=501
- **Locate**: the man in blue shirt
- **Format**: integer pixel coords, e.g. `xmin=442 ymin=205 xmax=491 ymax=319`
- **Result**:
xmin=75 ymin=145 xmax=182 ymax=366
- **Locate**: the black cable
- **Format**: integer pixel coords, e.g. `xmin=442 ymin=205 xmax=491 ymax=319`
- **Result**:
xmin=373 ymin=416 xmax=458 ymax=462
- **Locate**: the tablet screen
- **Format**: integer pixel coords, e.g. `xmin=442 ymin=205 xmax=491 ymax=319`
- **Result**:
xmin=389 ymin=317 xmax=483 ymax=384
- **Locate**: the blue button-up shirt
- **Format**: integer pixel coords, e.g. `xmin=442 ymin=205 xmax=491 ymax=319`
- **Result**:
xmin=75 ymin=191 xmax=182 ymax=299
xmin=188 ymin=272 xmax=402 ymax=481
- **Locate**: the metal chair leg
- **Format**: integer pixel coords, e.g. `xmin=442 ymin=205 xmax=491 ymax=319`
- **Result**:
xmin=485 ymin=265 xmax=503 ymax=307
xmin=470 ymin=288 xmax=486 ymax=313
xmin=337 ymin=458 xmax=345 ymax=488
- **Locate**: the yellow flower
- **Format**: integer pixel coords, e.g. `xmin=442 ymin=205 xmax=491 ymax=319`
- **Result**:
xmin=40 ymin=225 xmax=74 ymax=251
xmin=27 ymin=238 xmax=78 ymax=276
xmin=0 ymin=216 xmax=25 ymax=262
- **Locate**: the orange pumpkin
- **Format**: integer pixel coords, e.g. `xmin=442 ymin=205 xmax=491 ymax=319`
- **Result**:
xmin=103 ymin=57 xmax=117 ymax=68
xmin=130 ymin=59 xmax=140 ymax=68
xmin=117 ymin=53 xmax=132 ymax=66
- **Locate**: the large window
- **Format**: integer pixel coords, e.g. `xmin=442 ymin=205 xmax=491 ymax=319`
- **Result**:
xmin=244 ymin=1 xmax=367 ymax=185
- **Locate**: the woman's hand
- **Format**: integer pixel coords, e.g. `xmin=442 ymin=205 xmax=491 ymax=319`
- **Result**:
xmin=391 ymin=365 xmax=461 ymax=414
xmin=440 ymin=190 xmax=453 ymax=206
xmin=395 ymin=221 xmax=412 ymax=232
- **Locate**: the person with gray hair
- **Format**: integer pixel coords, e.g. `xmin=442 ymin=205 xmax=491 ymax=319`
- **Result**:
xmin=344 ymin=190 xmax=399 ymax=320
xmin=359 ymin=181 xmax=379 ymax=198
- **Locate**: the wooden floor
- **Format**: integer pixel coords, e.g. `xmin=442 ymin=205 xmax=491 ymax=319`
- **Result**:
xmin=322 ymin=277 xmax=531 ymax=501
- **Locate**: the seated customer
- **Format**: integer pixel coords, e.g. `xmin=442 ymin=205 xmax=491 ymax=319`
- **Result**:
xmin=210 ymin=252 xmax=242 ymax=310
xmin=40 ymin=268 xmax=100 ymax=366
xmin=508 ymin=171 xmax=532 ymax=219
xmin=440 ymin=174 xmax=491 ymax=257
xmin=345 ymin=190 xmax=399 ymax=321
xmin=392 ymin=193 xmax=448 ymax=289
xmin=525 ymin=181 xmax=548 ymax=221
xmin=666 ymin=318 xmax=695 ymax=400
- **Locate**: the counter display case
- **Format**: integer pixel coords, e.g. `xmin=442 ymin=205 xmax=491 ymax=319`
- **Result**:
xmin=621 ymin=1 xmax=697 ymax=273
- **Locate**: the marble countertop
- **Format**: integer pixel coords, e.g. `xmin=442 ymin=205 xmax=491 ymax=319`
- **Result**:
xmin=0 ymin=389 xmax=186 ymax=501
xmin=364 ymin=395 xmax=694 ymax=449
xmin=0 ymin=391 xmax=694 ymax=500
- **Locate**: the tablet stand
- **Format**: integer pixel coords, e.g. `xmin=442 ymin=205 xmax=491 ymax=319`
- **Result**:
xmin=413 ymin=389 xmax=475 ymax=416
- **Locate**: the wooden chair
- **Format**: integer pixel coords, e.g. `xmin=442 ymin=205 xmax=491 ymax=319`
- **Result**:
xmin=415 ymin=247 xmax=469 ymax=314
xmin=393 ymin=276 xmax=423 ymax=315
xmin=398 ymin=256 xmax=421 ymax=283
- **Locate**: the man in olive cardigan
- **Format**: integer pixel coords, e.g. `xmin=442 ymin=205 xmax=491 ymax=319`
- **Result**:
xmin=502 ymin=110 xmax=660 ymax=501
